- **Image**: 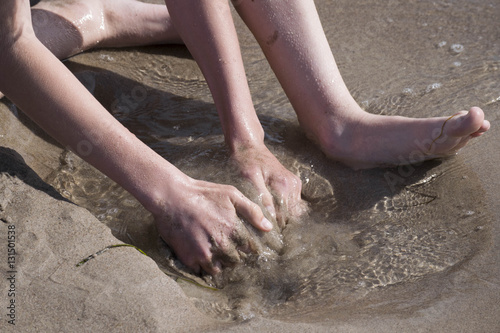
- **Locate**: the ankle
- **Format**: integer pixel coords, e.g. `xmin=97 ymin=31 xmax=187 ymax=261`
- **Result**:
xmin=304 ymin=108 xmax=369 ymax=161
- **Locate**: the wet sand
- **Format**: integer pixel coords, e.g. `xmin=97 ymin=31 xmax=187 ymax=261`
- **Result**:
xmin=1 ymin=0 xmax=499 ymax=331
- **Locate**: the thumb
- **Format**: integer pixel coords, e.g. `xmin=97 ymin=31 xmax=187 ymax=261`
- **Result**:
xmin=232 ymin=190 xmax=273 ymax=232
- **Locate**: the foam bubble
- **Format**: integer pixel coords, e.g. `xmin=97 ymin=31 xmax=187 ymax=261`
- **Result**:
xmin=425 ymin=83 xmax=442 ymax=93
xmin=450 ymin=44 xmax=464 ymax=54
xmin=402 ymin=88 xmax=415 ymax=96
xmin=437 ymin=41 xmax=447 ymax=48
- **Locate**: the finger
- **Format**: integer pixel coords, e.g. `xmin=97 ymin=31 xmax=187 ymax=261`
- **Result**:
xmin=231 ymin=223 xmax=259 ymax=254
xmin=268 ymin=173 xmax=303 ymax=225
xmin=230 ymin=188 xmax=273 ymax=232
xmin=287 ymin=180 xmax=308 ymax=217
xmin=156 ymin=231 xmax=201 ymax=275
xmin=210 ymin=234 xmax=241 ymax=262
xmin=247 ymin=173 xmax=277 ymax=220
xmin=273 ymin=193 xmax=289 ymax=229
xmin=188 ymin=242 xmax=223 ymax=276
xmin=268 ymin=177 xmax=291 ymax=227
xmin=212 ymin=250 xmax=240 ymax=268
xmin=200 ymin=259 xmax=221 ymax=276
xmin=176 ymin=252 xmax=202 ymax=275
xmin=169 ymin=234 xmax=213 ymax=276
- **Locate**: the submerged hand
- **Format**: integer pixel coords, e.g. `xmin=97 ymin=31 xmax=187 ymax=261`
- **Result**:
xmin=231 ymin=144 xmax=307 ymax=228
xmin=152 ymin=176 xmax=273 ymax=275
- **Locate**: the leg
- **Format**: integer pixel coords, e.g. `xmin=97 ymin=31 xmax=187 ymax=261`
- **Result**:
xmin=31 ymin=0 xmax=181 ymax=57
xmin=233 ymin=0 xmax=490 ymax=169
xmin=164 ymin=0 xmax=305 ymax=224
xmin=0 ymin=0 xmax=181 ymax=99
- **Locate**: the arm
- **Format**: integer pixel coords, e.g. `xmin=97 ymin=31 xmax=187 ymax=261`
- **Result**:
xmin=164 ymin=0 xmax=306 ymax=225
xmin=0 ymin=0 xmax=271 ymax=275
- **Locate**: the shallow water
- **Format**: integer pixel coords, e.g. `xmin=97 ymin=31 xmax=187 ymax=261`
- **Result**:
xmin=43 ymin=0 xmax=498 ymax=323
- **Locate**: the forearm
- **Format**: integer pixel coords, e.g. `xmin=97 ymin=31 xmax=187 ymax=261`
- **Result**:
xmin=0 ymin=35 xmax=184 ymax=214
xmin=164 ymin=0 xmax=264 ymax=151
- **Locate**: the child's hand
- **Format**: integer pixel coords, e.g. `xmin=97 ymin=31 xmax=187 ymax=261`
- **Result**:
xmin=231 ymin=144 xmax=307 ymax=228
xmin=152 ymin=176 xmax=272 ymax=275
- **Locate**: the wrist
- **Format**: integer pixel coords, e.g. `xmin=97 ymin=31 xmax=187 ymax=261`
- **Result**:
xmin=226 ymin=126 xmax=265 ymax=154
xmin=134 ymin=161 xmax=192 ymax=218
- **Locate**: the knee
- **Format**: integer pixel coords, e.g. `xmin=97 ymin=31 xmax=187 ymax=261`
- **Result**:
xmin=0 ymin=6 xmax=35 ymax=48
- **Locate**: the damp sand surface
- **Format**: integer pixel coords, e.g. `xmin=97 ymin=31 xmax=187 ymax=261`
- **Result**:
xmin=18 ymin=0 xmax=500 ymax=329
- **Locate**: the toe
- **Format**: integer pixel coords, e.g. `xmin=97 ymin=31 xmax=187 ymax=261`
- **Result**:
xmin=477 ymin=119 xmax=491 ymax=134
xmin=447 ymin=107 xmax=485 ymax=138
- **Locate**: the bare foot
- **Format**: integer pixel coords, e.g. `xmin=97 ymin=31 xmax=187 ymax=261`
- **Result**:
xmin=308 ymin=106 xmax=490 ymax=169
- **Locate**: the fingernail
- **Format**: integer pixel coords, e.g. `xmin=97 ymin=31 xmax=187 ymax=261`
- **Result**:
xmin=261 ymin=217 xmax=273 ymax=231
xmin=266 ymin=205 xmax=276 ymax=219
xmin=213 ymin=263 xmax=222 ymax=275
